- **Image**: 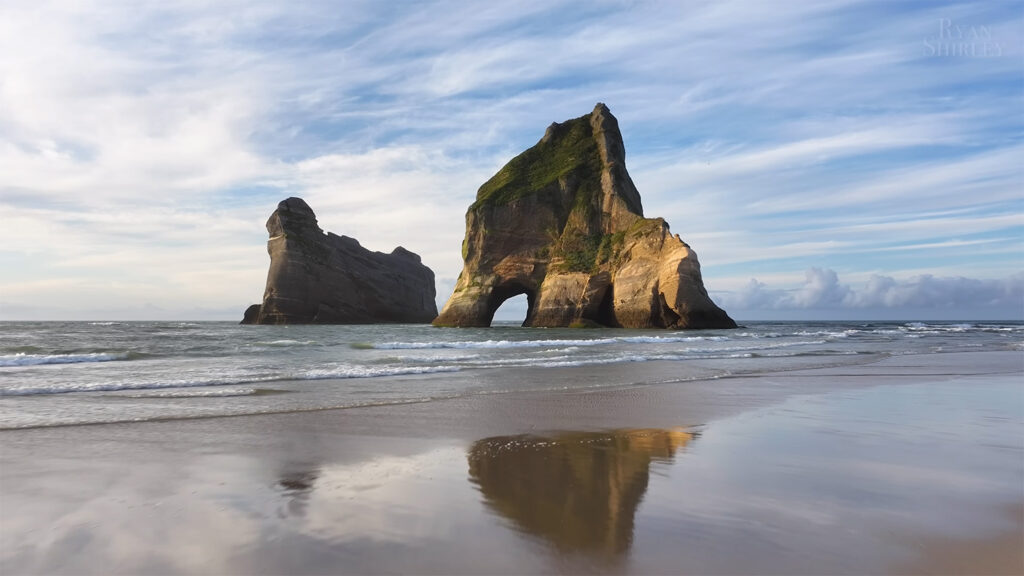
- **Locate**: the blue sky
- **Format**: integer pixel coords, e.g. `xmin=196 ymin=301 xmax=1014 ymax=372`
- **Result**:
xmin=0 ymin=0 xmax=1021 ymax=321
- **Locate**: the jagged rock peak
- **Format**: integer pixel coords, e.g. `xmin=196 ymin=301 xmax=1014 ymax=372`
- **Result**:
xmin=242 ymin=197 xmax=437 ymax=325
xmin=471 ymin=102 xmax=643 ymax=225
xmin=267 ymin=197 xmax=318 ymax=237
xmin=434 ymin=103 xmax=735 ymax=329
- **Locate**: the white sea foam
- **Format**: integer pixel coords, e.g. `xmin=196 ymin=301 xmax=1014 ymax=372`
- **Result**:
xmin=0 ymin=374 xmax=282 ymax=396
xmin=543 ymin=346 xmax=580 ymax=354
xmin=793 ymin=330 xmax=855 ymax=338
xmin=680 ymin=340 xmax=825 ymax=354
xmin=369 ymin=335 xmax=729 ymax=350
xmin=120 ymin=388 xmax=260 ymax=398
xmin=390 ymin=353 xmax=483 ymax=362
xmin=902 ymin=322 xmax=975 ymax=333
xmin=0 ymin=365 xmax=460 ymax=396
xmin=535 ymin=352 xmax=755 ymax=368
xmin=462 ymin=355 xmax=579 ymax=367
xmin=369 ymin=338 xmax=618 ymax=350
xmin=407 ymin=339 xmax=827 ymax=369
xmin=301 ymin=365 xmax=460 ymax=379
xmin=536 ymin=355 xmax=651 ymax=368
xmin=0 ymin=352 xmax=131 ymax=367
xmin=618 ymin=335 xmax=729 ymax=343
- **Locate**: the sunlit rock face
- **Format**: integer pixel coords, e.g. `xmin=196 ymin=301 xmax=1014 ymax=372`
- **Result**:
xmin=467 ymin=428 xmax=696 ymax=557
xmin=242 ymin=197 xmax=437 ymax=324
xmin=434 ymin=103 xmax=736 ymax=329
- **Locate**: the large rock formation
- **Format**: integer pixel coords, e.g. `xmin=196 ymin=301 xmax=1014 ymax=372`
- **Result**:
xmin=434 ymin=103 xmax=736 ymax=329
xmin=242 ymin=197 xmax=437 ymax=324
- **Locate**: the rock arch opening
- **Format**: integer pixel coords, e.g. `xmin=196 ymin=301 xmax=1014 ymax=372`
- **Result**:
xmin=486 ymin=283 xmax=536 ymax=327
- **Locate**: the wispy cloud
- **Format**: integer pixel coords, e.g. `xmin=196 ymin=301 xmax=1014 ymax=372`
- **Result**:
xmin=0 ymin=0 xmax=1020 ymax=320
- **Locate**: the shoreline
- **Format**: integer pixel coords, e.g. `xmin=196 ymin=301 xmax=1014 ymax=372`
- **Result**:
xmin=0 ymin=346 xmax=887 ymax=431
xmin=3 ymin=348 xmax=1013 ymax=432
xmin=2 ymin=350 xmax=1022 ymax=574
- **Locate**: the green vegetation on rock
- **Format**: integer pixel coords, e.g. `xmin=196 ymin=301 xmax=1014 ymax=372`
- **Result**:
xmin=551 ymin=230 xmax=628 ymax=274
xmin=596 ymin=231 xmax=626 ymax=266
xmin=471 ymin=114 xmax=602 ymax=210
xmin=552 ymin=233 xmax=601 ymax=273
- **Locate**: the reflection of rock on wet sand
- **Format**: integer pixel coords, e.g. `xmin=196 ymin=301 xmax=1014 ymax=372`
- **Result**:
xmin=467 ymin=428 xmax=696 ymax=557
xmin=275 ymin=467 xmax=319 ymax=519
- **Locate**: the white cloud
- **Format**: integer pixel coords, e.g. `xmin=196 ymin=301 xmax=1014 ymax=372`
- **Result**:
xmin=848 ymin=272 xmax=1024 ymax=309
xmin=716 ymin=268 xmax=1024 ymax=315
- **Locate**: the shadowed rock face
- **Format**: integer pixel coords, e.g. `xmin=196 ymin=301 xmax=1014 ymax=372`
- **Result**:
xmin=242 ymin=197 xmax=437 ymax=324
xmin=434 ymin=103 xmax=736 ymax=329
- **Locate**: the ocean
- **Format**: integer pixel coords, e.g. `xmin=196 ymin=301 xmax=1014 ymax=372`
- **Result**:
xmin=1 ymin=320 xmax=1021 ymax=429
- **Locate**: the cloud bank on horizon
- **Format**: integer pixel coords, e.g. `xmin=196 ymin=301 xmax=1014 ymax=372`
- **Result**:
xmin=0 ymin=0 xmax=1021 ymax=321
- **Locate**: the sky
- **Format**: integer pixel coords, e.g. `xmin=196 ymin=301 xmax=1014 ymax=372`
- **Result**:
xmin=0 ymin=0 xmax=1021 ymax=322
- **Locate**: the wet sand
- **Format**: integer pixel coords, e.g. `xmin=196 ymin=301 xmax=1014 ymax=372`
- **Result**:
xmin=896 ymin=504 xmax=1024 ymax=575
xmin=1 ymin=350 xmax=1022 ymax=575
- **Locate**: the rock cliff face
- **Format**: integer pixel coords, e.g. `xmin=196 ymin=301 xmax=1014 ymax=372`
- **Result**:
xmin=242 ymin=197 xmax=437 ymax=324
xmin=434 ymin=103 xmax=735 ymax=329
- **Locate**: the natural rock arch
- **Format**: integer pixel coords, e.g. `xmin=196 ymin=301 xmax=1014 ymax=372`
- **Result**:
xmin=434 ymin=103 xmax=736 ymax=329
xmin=486 ymin=282 xmax=537 ymax=326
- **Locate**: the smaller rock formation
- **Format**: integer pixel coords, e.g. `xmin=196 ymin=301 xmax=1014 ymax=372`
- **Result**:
xmin=434 ymin=103 xmax=736 ymax=329
xmin=242 ymin=197 xmax=437 ymax=324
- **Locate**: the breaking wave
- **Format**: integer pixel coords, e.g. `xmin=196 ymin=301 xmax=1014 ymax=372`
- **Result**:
xmin=362 ymin=335 xmax=729 ymax=350
xmin=0 ymin=352 xmax=136 ymax=367
xmin=0 ymin=364 xmax=460 ymax=396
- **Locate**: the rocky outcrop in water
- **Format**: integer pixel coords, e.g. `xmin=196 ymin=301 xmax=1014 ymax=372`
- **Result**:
xmin=242 ymin=197 xmax=437 ymax=324
xmin=434 ymin=103 xmax=736 ymax=329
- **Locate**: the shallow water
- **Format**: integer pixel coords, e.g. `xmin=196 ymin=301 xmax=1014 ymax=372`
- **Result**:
xmin=1 ymin=321 xmax=1021 ymax=428
xmin=2 ymin=371 xmax=1020 ymax=575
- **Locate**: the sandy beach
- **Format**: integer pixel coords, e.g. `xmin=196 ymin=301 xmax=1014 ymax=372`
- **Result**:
xmin=2 ymin=350 xmax=1022 ymax=575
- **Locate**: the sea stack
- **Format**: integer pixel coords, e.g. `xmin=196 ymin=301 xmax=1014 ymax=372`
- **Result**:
xmin=434 ymin=103 xmax=735 ymax=329
xmin=242 ymin=197 xmax=437 ymax=324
